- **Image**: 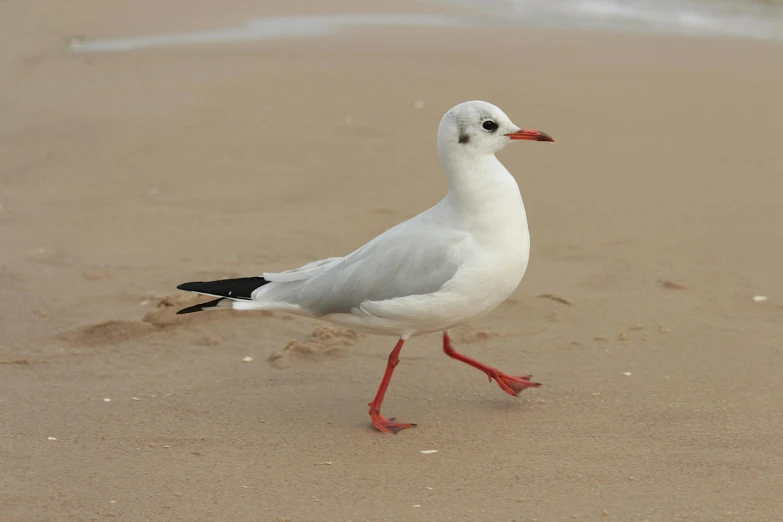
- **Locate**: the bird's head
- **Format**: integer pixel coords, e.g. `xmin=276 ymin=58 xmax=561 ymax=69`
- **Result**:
xmin=437 ymin=100 xmax=553 ymax=157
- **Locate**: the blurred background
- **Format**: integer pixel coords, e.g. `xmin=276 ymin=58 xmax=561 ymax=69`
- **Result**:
xmin=1 ymin=1 xmax=782 ymax=521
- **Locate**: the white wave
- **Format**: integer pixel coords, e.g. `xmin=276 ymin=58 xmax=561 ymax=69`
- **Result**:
xmin=442 ymin=0 xmax=783 ymax=40
xmin=68 ymin=3 xmax=783 ymax=54
xmin=69 ymin=14 xmax=485 ymax=53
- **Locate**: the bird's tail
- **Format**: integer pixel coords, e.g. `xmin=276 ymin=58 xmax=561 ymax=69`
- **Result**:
xmin=176 ymin=276 xmax=270 ymax=315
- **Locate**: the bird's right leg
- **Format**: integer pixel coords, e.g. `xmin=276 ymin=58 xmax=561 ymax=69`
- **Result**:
xmin=367 ymin=337 xmax=416 ymax=434
xmin=442 ymin=331 xmax=541 ymax=396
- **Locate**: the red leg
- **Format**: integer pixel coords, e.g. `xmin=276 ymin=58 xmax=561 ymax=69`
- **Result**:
xmin=443 ymin=332 xmax=541 ymax=396
xmin=367 ymin=337 xmax=416 ymax=434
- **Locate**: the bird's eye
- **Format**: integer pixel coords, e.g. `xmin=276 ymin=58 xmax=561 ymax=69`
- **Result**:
xmin=482 ymin=120 xmax=498 ymax=132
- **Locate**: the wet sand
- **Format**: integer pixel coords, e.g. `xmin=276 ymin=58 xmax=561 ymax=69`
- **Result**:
xmin=2 ymin=1 xmax=783 ymax=520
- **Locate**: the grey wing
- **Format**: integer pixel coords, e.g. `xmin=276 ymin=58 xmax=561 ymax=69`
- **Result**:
xmin=256 ymin=217 xmax=472 ymax=316
xmin=263 ymin=257 xmax=343 ymax=282
xmin=299 ymin=224 xmax=470 ymax=315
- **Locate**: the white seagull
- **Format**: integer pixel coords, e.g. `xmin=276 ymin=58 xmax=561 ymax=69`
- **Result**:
xmin=176 ymin=100 xmax=554 ymax=434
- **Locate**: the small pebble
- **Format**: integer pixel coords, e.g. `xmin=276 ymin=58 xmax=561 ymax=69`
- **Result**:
xmin=420 ymin=449 xmax=438 ymax=454
xmin=623 ymin=372 xmax=632 ymax=376
xmin=517 ymin=498 xmax=525 ymax=503
xmin=753 ymin=295 xmax=768 ymax=302
xmin=163 ymin=445 xmax=171 ymax=448
xmin=132 ymin=397 xmax=141 ymax=401
xmin=110 ymin=500 xmax=117 ymax=504
xmin=103 ymin=398 xmax=111 ymax=402
xmin=242 ymin=356 xmax=253 ymax=362
xmin=47 ymin=437 xmax=57 ymax=441
xmin=661 ymin=279 xmax=686 ymax=289
xmin=412 ymin=505 xmax=421 ymax=508
xmin=602 ymin=509 xmax=609 ymax=516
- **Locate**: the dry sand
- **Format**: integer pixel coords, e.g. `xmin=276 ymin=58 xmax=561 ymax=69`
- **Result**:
xmin=2 ymin=0 xmax=783 ymax=521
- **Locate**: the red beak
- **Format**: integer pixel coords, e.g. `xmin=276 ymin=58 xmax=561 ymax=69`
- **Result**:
xmin=505 ymin=128 xmax=554 ymax=142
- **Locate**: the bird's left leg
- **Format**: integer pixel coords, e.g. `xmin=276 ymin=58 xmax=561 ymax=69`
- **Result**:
xmin=367 ymin=337 xmax=416 ymax=434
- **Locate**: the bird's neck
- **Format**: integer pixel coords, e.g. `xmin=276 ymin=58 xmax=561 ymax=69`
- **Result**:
xmin=440 ymin=150 xmax=525 ymax=220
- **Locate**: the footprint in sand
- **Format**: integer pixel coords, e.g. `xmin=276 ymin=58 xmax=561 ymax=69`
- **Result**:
xmin=269 ymin=326 xmax=363 ymax=368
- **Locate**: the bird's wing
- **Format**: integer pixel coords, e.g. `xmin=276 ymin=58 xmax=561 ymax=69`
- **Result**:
xmin=263 ymin=257 xmax=343 ymax=283
xmin=254 ymin=208 xmax=474 ymax=316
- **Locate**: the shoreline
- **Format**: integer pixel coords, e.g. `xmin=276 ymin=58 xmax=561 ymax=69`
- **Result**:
xmin=62 ymin=3 xmax=783 ymax=55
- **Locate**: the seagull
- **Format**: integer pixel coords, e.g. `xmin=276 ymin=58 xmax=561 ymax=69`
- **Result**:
xmin=176 ymin=100 xmax=554 ymax=434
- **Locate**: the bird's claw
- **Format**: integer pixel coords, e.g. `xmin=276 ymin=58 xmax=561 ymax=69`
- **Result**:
xmin=370 ymin=411 xmax=417 ymax=434
xmin=491 ymin=371 xmax=541 ymax=396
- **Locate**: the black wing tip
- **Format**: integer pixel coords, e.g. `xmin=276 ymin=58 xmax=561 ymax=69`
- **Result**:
xmin=176 ymin=302 xmax=203 ymax=314
xmin=177 ymin=282 xmax=203 ymax=292
xmin=176 ymin=297 xmax=225 ymax=315
xmin=175 ymin=276 xmax=271 ymax=314
xmin=176 ymin=277 xmax=269 ymax=299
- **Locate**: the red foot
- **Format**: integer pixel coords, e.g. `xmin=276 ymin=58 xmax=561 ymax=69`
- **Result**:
xmin=488 ymin=370 xmax=541 ymax=396
xmin=369 ymin=408 xmax=416 ymax=434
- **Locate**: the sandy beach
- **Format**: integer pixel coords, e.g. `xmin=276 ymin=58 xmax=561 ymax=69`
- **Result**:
xmin=2 ymin=0 xmax=783 ymax=520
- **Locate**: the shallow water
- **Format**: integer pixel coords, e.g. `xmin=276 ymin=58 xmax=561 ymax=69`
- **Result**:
xmin=440 ymin=0 xmax=783 ymax=40
xmin=68 ymin=2 xmax=783 ymax=54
